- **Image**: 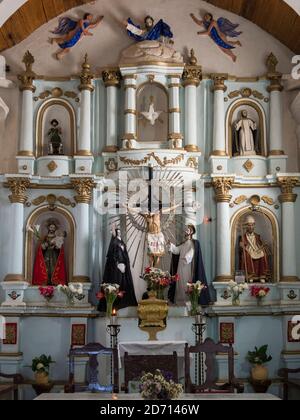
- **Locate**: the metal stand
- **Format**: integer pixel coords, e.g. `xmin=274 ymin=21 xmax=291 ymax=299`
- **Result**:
xmin=106 ymin=324 xmax=121 ymax=386
xmin=192 ymin=322 xmax=206 ymax=386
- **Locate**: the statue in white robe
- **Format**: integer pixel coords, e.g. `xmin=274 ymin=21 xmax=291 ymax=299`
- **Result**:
xmin=234 ymin=110 xmax=258 ymax=156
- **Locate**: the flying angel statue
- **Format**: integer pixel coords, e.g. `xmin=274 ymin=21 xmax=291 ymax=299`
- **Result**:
xmin=49 ymin=13 xmax=103 ymax=60
xmin=190 ymin=12 xmax=242 ymax=62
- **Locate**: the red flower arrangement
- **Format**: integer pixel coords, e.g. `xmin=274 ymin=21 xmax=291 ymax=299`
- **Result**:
xmin=142 ymin=267 xmax=180 ymax=300
xmin=39 ymin=286 xmax=55 ymax=302
xmin=251 ymin=286 xmax=270 ymax=300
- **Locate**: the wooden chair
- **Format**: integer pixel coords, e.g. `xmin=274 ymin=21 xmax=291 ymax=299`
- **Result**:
xmin=123 ymin=352 xmax=178 ymax=393
xmin=278 ymin=368 xmax=300 ymax=400
xmin=0 ymin=372 xmax=24 ymax=400
xmin=65 ymin=343 xmax=119 ymax=394
xmin=185 ymin=338 xmax=244 ymax=394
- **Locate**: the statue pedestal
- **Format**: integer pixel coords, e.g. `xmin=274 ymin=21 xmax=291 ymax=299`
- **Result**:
xmin=36 ymin=156 xmax=73 ymax=177
xmin=1 ymin=281 xmax=29 ymax=307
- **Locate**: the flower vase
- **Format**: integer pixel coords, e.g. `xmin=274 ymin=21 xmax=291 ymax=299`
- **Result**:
xmin=257 ymin=297 xmax=264 ymax=306
xmin=106 ymin=301 xmax=114 ymax=319
xmin=232 ymin=295 xmax=240 ymax=306
xmin=156 ymin=287 xmax=165 ymax=300
xmin=35 ymin=372 xmax=49 ymax=385
xmin=190 ymin=295 xmax=199 ymax=316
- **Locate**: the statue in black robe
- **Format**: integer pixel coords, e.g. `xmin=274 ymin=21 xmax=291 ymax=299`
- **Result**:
xmin=98 ymin=228 xmax=137 ymax=311
xmin=168 ymin=225 xmax=211 ymax=306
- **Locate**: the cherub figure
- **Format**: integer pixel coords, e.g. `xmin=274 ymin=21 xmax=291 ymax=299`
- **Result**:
xmin=49 ymin=13 xmax=104 ymax=60
xmin=190 ymin=12 xmax=242 ymax=62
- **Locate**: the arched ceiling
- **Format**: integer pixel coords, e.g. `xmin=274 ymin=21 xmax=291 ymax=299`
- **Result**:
xmin=0 ymin=0 xmax=299 ymax=53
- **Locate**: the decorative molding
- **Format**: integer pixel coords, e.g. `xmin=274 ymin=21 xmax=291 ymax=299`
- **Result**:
xmin=119 ymin=152 xmax=184 ymax=168
xmin=184 ymin=144 xmax=200 ymax=153
xmin=7 ymin=178 xmax=31 ymax=204
xmin=105 ymin=158 xmax=118 ymax=172
xmin=71 ymin=178 xmax=95 ymax=204
xmin=47 ymin=160 xmax=58 ymax=173
xmin=287 ymin=290 xmax=298 ymax=301
xmin=18 ymin=51 xmax=36 ymax=92
xmin=78 ymin=54 xmax=94 ymax=92
xmin=212 ymin=177 xmax=234 ymax=203
xmin=102 ymin=68 xmax=122 ymax=88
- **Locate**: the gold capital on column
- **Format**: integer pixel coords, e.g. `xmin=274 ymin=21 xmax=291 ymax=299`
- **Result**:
xmin=266 ymin=53 xmax=283 ymax=92
xmin=7 ymin=178 xmax=31 ymax=204
xmin=278 ymin=176 xmax=299 ymax=203
xmin=72 ymin=178 xmax=95 ymax=204
xmin=18 ymin=51 xmax=36 ymax=92
xmin=211 ymin=73 xmax=228 ymax=92
xmin=212 ymin=177 xmax=234 ymax=203
xmin=182 ymin=49 xmax=202 ymax=87
xmin=102 ymin=68 xmax=122 ymax=88
xmin=79 ymin=54 xmax=94 ymax=92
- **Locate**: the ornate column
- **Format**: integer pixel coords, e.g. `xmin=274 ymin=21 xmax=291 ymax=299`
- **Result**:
xmin=182 ymin=50 xmax=202 ymax=152
xmin=5 ymin=177 xmax=31 ymax=281
xmin=267 ymin=54 xmax=284 ymax=156
xmin=122 ymin=74 xmax=137 ymax=147
xmin=168 ymin=72 xmax=183 ymax=147
xmin=17 ymin=51 xmax=36 ymax=175
xmin=278 ymin=176 xmax=299 ymax=282
xmin=71 ymin=177 xmax=95 ymax=283
xmin=211 ymin=74 xmax=228 ymax=156
xmin=102 ymin=69 xmax=121 ymax=152
xmin=75 ymin=54 xmax=94 ymax=174
xmin=212 ymin=177 xmax=235 ymax=282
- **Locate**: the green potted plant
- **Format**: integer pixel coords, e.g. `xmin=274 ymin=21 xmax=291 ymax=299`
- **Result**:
xmin=31 ymin=355 xmax=55 ymax=385
xmin=247 ymin=345 xmax=272 ymax=381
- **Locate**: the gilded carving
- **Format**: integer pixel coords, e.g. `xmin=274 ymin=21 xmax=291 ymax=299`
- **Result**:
xmin=79 ymin=54 xmax=94 ymax=92
xmin=18 ymin=51 xmax=36 ymax=92
xmin=233 ymin=195 xmax=248 ymax=206
xmin=71 ymin=178 xmax=95 ymax=204
xmin=47 ymin=161 xmax=58 ymax=173
xmin=182 ymin=49 xmax=202 ymax=87
xmin=212 ymin=177 xmax=234 ymax=203
xmin=211 ymin=73 xmax=228 ymax=92
xmin=228 ymin=88 xmax=266 ymax=101
xmin=266 ymin=53 xmax=283 ymax=92
xmin=102 ymin=69 xmax=122 ymax=88
xmin=119 ymin=153 xmax=184 ymax=168
xmin=186 ymin=157 xmax=198 ymax=169
xmin=261 ymin=196 xmax=275 ymax=206
xmin=34 ymin=89 xmax=79 ymax=101
xmin=243 ymin=159 xmax=255 ymax=173
xmin=7 ymin=178 xmax=31 ymax=204
xmin=30 ymin=194 xmax=76 ymax=209
xmin=105 ymin=158 xmax=118 ymax=172
xmin=278 ymin=176 xmax=299 ymax=203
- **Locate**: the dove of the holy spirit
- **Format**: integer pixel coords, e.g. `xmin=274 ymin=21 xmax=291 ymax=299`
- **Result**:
xmin=140 ymin=97 xmax=163 ymax=126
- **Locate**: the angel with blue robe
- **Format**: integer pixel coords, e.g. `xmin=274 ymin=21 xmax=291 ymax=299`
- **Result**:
xmin=190 ymin=12 xmax=242 ymax=62
xmin=50 ymin=13 xmax=103 ymax=60
xmin=123 ymin=15 xmax=173 ymax=43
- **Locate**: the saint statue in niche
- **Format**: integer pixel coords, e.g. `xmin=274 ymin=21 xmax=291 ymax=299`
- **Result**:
xmin=123 ymin=15 xmax=173 ymax=43
xmin=239 ymin=215 xmax=272 ymax=283
xmin=47 ymin=119 xmax=64 ymax=155
xmin=49 ymin=13 xmax=104 ymax=60
xmin=190 ymin=12 xmax=242 ymax=62
xmin=32 ymin=219 xmax=67 ymax=286
xmin=98 ymin=226 xmax=137 ymax=310
xmin=233 ymin=110 xmax=259 ymax=156
xmin=168 ymin=225 xmax=211 ymax=306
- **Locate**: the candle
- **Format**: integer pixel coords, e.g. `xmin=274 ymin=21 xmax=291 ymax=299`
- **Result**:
xmin=110 ymin=309 xmax=117 ymax=326
xmin=195 ymin=313 xmax=202 ymax=325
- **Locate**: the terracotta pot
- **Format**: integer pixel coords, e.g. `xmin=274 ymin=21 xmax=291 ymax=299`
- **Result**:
xmin=35 ymin=371 xmax=49 ymax=385
xmin=251 ymin=365 xmax=269 ymax=381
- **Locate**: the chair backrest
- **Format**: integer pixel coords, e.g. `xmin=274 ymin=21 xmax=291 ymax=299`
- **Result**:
xmin=65 ymin=343 xmax=119 ymax=393
xmin=124 ymin=352 xmax=178 ymax=393
xmin=0 ymin=372 xmax=24 ymax=400
xmin=185 ymin=338 xmax=235 ymax=393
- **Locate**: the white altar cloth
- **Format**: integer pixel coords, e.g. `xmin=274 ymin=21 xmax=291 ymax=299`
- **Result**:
xmin=118 ymin=341 xmax=187 ymax=367
xmin=35 ymin=393 xmax=280 ymax=400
